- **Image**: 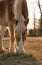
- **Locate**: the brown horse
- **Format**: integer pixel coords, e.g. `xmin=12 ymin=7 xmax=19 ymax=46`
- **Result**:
xmin=0 ymin=0 xmax=29 ymax=53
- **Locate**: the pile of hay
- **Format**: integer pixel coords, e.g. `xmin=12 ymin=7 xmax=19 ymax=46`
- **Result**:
xmin=0 ymin=53 xmax=39 ymax=65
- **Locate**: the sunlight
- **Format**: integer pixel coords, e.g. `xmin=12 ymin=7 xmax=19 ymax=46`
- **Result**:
xmin=26 ymin=0 xmax=41 ymax=29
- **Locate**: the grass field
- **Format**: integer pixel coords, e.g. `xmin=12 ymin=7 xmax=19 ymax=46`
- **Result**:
xmin=0 ymin=37 xmax=42 ymax=65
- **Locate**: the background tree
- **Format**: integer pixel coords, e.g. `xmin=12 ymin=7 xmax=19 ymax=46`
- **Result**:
xmin=38 ymin=0 xmax=42 ymax=35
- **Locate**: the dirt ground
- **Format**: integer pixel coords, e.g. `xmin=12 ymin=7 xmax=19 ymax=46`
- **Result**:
xmin=0 ymin=37 xmax=42 ymax=65
xmin=25 ymin=37 xmax=42 ymax=65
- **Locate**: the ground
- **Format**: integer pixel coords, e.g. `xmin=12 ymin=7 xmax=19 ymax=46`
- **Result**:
xmin=0 ymin=37 xmax=42 ymax=65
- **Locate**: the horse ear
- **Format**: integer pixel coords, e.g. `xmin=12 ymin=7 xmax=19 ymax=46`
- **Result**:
xmin=24 ymin=18 xmax=29 ymax=26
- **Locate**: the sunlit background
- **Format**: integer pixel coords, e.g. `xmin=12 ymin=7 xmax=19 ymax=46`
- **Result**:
xmin=26 ymin=0 xmax=42 ymax=29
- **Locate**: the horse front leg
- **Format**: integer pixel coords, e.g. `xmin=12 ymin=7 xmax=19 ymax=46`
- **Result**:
xmin=9 ymin=22 xmax=14 ymax=53
xmin=0 ymin=26 xmax=6 ymax=53
xmin=0 ymin=36 xmax=5 ymax=53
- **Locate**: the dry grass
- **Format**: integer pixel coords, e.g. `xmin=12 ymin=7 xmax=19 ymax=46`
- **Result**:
xmin=0 ymin=53 xmax=39 ymax=65
xmin=0 ymin=37 xmax=42 ymax=65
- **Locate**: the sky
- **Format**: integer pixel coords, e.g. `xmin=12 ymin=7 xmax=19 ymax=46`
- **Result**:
xmin=26 ymin=0 xmax=42 ymax=29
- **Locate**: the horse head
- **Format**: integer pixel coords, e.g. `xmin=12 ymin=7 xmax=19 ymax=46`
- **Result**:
xmin=15 ymin=18 xmax=29 ymax=53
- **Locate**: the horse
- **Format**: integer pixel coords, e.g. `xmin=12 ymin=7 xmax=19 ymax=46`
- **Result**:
xmin=0 ymin=0 xmax=29 ymax=53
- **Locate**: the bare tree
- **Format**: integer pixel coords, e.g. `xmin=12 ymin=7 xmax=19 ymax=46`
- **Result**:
xmin=38 ymin=0 xmax=42 ymax=35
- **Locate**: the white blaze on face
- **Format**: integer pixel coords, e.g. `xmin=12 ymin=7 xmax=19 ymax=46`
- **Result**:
xmin=19 ymin=34 xmax=25 ymax=52
xmin=15 ymin=21 xmax=26 ymax=53
xmin=16 ymin=33 xmax=25 ymax=53
xmin=19 ymin=34 xmax=23 ymax=49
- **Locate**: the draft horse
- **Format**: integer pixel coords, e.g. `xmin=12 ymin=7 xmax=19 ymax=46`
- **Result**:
xmin=0 ymin=0 xmax=29 ymax=53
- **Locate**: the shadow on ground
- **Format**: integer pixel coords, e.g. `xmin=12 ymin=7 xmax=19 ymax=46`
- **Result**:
xmin=0 ymin=53 xmax=39 ymax=65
